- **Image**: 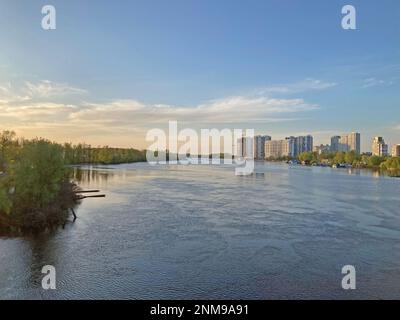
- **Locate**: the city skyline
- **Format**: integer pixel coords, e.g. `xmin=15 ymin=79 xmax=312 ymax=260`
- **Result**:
xmin=0 ymin=1 xmax=399 ymax=151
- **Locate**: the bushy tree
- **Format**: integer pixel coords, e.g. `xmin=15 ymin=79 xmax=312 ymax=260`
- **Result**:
xmin=1 ymin=134 xmax=74 ymax=233
xmin=344 ymin=151 xmax=360 ymax=165
xmin=380 ymin=157 xmax=400 ymax=170
xmin=333 ymin=152 xmax=346 ymax=164
xmin=12 ymin=139 xmax=67 ymax=211
xmin=368 ymin=155 xmax=386 ymax=167
xmin=298 ymin=152 xmax=317 ymax=163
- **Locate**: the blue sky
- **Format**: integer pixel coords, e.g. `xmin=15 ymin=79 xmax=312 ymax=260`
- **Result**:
xmin=0 ymin=0 xmax=399 ymax=151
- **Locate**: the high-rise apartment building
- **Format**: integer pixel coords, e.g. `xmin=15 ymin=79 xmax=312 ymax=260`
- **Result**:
xmin=237 ymin=136 xmax=254 ymax=159
xmin=372 ymin=137 xmax=388 ymax=156
xmin=295 ymin=135 xmax=313 ymax=155
xmin=237 ymin=135 xmax=271 ymax=159
xmin=330 ymin=136 xmax=341 ymax=152
xmin=265 ymin=135 xmax=313 ymax=159
xmin=254 ymin=135 xmax=271 ymax=160
xmin=392 ymin=144 xmax=400 ymax=157
xmin=330 ymin=132 xmax=361 ymax=154
xmin=347 ymin=132 xmax=361 ymax=154
xmin=265 ymin=139 xmax=291 ymax=158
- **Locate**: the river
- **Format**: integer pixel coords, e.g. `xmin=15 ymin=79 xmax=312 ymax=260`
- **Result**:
xmin=0 ymin=162 xmax=399 ymax=299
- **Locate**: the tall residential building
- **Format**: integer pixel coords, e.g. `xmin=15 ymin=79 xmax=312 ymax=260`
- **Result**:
xmin=392 ymin=144 xmax=400 ymax=157
xmin=347 ymin=132 xmax=361 ymax=154
xmin=372 ymin=137 xmax=388 ymax=156
xmin=330 ymin=132 xmax=361 ymax=154
xmin=237 ymin=136 xmax=254 ymax=159
xmin=295 ymin=135 xmax=313 ymax=155
xmin=265 ymin=135 xmax=313 ymax=158
xmin=254 ymin=135 xmax=271 ymax=160
xmin=265 ymin=139 xmax=291 ymax=158
xmin=330 ymin=136 xmax=341 ymax=152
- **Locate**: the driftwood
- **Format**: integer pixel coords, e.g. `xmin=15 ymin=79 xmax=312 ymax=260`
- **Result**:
xmin=70 ymin=208 xmax=77 ymax=221
xmin=71 ymin=189 xmax=105 ymax=220
xmin=76 ymin=194 xmax=106 ymax=200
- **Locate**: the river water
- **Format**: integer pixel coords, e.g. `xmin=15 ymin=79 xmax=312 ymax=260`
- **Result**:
xmin=0 ymin=162 xmax=399 ymax=299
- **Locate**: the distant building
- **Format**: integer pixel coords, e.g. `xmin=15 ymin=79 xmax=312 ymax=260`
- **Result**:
xmin=330 ymin=136 xmax=341 ymax=152
xmin=265 ymin=135 xmax=313 ymax=158
xmin=254 ymin=135 xmax=271 ymax=160
xmin=237 ymin=136 xmax=254 ymax=159
xmin=372 ymin=137 xmax=388 ymax=156
xmin=392 ymin=144 xmax=400 ymax=157
xmin=294 ymin=135 xmax=313 ymax=155
xmin=314 ymin=144 xmax=330 ymax=154
xmin=237 ymin=135 xmax=271 ymax=159
xmin=330 ymin=132 xmax=361 ymax=154
xmin=347 ymin=132 xmax=361 ymax=154
xmin=265 ymin=139 xmax=291 ymax=158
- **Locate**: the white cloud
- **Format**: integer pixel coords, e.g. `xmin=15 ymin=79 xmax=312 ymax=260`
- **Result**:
xmin=24 ymin=80 xmax=87 ymax=98
xmin=0 ymin=79 xmax=330 ymax=147
xmin=0 ymin=80 xmax=86 ymax=105
xmin=362 ymin=77 xmax=394 ymax=88
xmin=258 ymin=78 xmax=337 ymax=95
xmin=68 ymin=95 xmax=318 ymax=127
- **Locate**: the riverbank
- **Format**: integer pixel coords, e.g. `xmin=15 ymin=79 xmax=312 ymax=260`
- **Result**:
xmin=0 ymin=131 xmax=148 ymax=236
xmin=0 ymin=181 xmax=78 ymax=237
xmin=266 ymin=160 xmax=400 ymax=177
xmin=0 ymin=131 xmax=81 ymax=236
xmin=267 ymin=150 xmax=400 ymax=177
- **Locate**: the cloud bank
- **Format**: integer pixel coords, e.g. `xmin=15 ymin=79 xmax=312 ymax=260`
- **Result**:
xmin=0 ymin=79 xmax=334 ymax=147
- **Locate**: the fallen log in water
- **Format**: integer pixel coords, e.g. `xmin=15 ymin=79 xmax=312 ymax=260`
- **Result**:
xmin=71 ymin=189 xmax=105 ymax=220
xmin=76 ymin=194 xmax=106 ymax=200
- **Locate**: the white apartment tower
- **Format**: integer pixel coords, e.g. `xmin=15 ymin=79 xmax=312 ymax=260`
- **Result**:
xmin=254 ymin=135 xmax=271 ymax=160
xmin=372 ymin=137 xmax=389 ymax=156
xmin=392 ymin=144 xmax=400 ymax=157
xmin=330 ymin=132 xmax=361 ymax=154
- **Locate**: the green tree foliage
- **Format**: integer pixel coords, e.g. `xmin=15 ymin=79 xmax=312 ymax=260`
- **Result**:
xmin=12 ymin=140 xmax=67 ymax=210
xmin=344 ymin=151 xmax=360 ymax=165
xmin=287 ymin=150 xmax=392 ymax=170
xmin=333 ymin=152 xmax=346 ymax=164
xmin=63 ymin=144 xmax=146 ymax=165
xmin=367 ymin=156 xmax=386 ymax=167
xmin=380 ymin=157 xmax=400 ymax=170
xmin=0 ymin=132 xmax=74 ymax=233
xmin=298 ymin=152 xmax=318 ymax=163
xmin=1 ymin=131 xmax=147 ymax=234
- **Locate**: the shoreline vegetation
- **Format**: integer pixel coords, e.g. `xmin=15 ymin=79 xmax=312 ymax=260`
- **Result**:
xmin=0 ymin=131 xmax=146 ymax=236
xmin=273 ymin=150 xmax=400 ymax=177
xmin=173 ymin=151 xmax=400 ymax=176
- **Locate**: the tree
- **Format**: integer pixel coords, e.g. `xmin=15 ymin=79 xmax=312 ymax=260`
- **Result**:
xmin=380 ymin=157 xmax=400 ymax=170
xmin=12 ymin=139 xmax=67 ymax=211
xmin=344 ymin=151 xmax=357 ymax=165
xmin=333 ymin=152 xmax=346 ymax=164
xmin=368 ymin=156 xmax=385 ymax=167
